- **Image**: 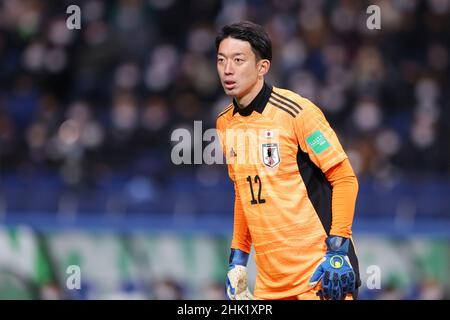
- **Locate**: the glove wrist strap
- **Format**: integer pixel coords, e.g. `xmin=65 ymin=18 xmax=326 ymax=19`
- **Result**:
xmin=229 ymin=248 xmax=249 ymax=266
xmin=326 ymin=236 xmax=350 ymax=254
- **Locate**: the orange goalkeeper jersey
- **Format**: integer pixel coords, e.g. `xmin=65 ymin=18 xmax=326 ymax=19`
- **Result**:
xmin=216 ymin=83 xmax=360 ymax=299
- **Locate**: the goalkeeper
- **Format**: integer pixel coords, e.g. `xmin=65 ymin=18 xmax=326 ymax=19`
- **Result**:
xmin=215 ymin=21 xmax=361 ymax=300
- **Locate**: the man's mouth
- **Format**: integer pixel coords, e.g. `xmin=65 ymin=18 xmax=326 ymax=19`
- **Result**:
xmin=224 ymin=80 xmax=236 ymax=89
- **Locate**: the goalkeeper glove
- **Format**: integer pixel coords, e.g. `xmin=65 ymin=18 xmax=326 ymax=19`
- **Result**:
xmin=309 ymin=236 xmax=356 ymax=300
xmin=226 ymin=248 xmax=253 ymax=300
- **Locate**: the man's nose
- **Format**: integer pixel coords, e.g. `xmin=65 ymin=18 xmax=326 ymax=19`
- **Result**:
xmin=224 ymin=61 xmax=233 ymax=75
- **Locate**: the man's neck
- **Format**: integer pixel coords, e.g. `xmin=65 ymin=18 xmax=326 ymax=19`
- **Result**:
xmin=235 ymin=79 xmax=264 ymax=109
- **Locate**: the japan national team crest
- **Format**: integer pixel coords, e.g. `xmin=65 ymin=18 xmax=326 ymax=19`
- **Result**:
xmin=262 ymin=143 xmax=280 ymax=167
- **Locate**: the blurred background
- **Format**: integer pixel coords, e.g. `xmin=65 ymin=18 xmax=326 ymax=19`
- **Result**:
xmin=0 ymin=0 xmax=449 ymax=299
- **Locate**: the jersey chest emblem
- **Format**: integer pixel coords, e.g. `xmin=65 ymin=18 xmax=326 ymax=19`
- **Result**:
xmin=262 ymin=143 xmax=280 ymax=167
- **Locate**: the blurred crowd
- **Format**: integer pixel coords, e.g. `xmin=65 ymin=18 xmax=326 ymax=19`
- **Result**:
xmin=0 ymin=0 xmax=449 ymax=215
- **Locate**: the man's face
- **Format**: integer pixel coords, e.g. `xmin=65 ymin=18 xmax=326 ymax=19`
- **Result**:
xmin=217 ymin=37 xmax=260 ymax=98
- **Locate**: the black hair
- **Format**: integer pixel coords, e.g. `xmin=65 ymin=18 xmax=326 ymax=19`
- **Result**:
xmin=215 ymin=21 xmax=272 ymax=62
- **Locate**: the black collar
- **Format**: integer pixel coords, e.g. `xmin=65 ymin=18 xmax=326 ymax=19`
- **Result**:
xmin=233 ymin=82 xmax=273 ymax=116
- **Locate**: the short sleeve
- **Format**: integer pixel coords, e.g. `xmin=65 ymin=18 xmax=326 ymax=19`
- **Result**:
xmin=294 ymin=100 xmax=347 ymax=172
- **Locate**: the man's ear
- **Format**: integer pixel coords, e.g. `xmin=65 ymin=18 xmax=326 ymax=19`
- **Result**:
xmin=258 ymin=59 xmax=270 ymax=76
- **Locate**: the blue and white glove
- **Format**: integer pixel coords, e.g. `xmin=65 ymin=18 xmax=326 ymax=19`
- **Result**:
xmin=309 ymin=236 xmax=356 ymax=300
xmin=226 ymin=248 xmax=253 ymax=300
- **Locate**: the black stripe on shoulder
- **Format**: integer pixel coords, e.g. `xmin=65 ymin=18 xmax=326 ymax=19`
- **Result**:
xmin=272 ymin=91 xmax=303 ymax=110
xmin=217 ymin=105 xmax=233 ymax=118
xmin=270 ymin=94 xmax=300 ymax=115
xmin=269 ymin=99 xmax=296 ymax=117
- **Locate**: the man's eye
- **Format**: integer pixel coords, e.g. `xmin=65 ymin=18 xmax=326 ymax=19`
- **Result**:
xmin=235 ymin=58 xmax=243 ymax=63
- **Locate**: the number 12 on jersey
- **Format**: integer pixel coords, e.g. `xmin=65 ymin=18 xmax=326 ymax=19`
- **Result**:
xmin=246 ymin=175 xmax=266 ymax=205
